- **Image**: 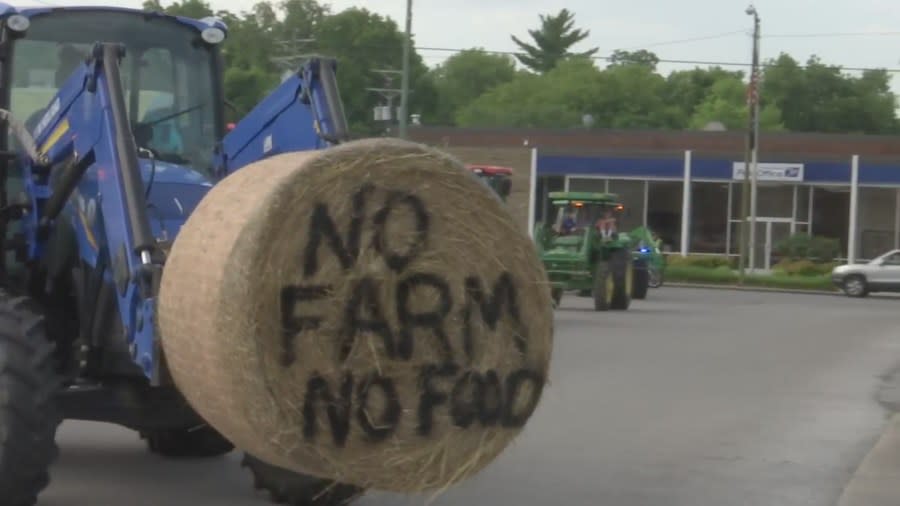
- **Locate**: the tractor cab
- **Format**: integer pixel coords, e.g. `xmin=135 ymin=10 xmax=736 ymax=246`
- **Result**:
xmin=549 ymin=191 xmax=625 ymax=242
xmin=468 ymin=164 xmax=512 ymax=200
xmin=0 ymin=6 xmax=227 ymax=175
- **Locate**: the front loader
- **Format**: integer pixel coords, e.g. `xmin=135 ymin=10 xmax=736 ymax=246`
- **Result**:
xmin=0 ymin=5 xmax=362 ymax=505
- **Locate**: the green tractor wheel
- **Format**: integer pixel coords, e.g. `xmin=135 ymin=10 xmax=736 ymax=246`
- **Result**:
xmin=632 ymin=258 xmax=649 ymax=300
xmin=592 ymin=261 xmax=614 ymax=311
xmin=609 ymin=249 xmax=633 ymax=310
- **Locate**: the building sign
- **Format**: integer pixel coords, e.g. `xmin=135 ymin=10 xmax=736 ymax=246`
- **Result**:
xmin=732 ymin=162 xmax=804 ymax=182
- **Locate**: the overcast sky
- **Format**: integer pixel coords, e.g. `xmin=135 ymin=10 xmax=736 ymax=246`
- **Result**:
xmin=17 ymin=0 xmax=900 ymax=93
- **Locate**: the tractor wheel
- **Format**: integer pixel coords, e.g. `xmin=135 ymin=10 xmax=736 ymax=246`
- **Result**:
xmin=592 ymin=261 xmax=614 ymax=311
xmin=610 ymin=250 xmax=633 ymax=310
xmin=632 ymin=259 xmax=649 ymax=300
xmin=241 ymin=453 xmax=365 ymax=506
xmin=0 ymin=293 xmax=63 ymax=506
xmin=141 ymin=424 xmax=234 ymax=458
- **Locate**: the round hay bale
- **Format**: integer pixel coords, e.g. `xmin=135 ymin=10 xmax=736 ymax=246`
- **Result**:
xmin=157 ymin=138 xmax=553 ymax=493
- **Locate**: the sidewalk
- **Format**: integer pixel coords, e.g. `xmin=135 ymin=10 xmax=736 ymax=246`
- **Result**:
xmin=666 ymin=282 xmax=900 ymax=299
xmin=665 ymin=282 xmax=839 ymax=297
xmin=838 ymin=414 xmax=900 ymax=506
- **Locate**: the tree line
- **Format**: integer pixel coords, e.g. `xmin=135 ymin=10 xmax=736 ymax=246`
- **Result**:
xmin=145 ymin=0 xmax=900 ymax=136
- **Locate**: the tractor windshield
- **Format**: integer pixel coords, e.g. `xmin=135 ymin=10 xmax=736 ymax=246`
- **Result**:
xmin=7 ymin=10 xmax=221 ymax=172
xmin=553 ymin=201 xmax=622 ymax=236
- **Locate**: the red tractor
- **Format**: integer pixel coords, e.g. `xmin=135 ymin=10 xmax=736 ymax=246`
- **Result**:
xmin=467 ymin=164 xmax=513 ymax=201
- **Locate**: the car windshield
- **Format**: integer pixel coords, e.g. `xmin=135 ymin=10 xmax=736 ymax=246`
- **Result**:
xmin=8 ymin=10 xmax=219 ymax=173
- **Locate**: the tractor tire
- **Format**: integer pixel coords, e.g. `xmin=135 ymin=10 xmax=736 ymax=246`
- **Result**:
xmin=241 ymin=453 xmax=365 ymax=506
xmin=592 ymin=261 xmax=614 ymax=311
xmin=0 ymin=293 xmax=63 ymax=506
xmin=142 ymin=424 xmax=234 ymax=458
xmin=610 ymin=250 xmax=633 ymax=310
xmin=632 ymin=259 xmax=649 ymax=300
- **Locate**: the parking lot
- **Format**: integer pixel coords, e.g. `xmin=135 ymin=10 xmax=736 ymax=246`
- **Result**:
xmin=42 ymin=287 xmax=900 ymax=506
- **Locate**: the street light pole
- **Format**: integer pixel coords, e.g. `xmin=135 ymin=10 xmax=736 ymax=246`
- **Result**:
xmin=399 ymin=0 xmax=412 ymax=139
xmin=739 ymin=5 xmax=760 ymax=280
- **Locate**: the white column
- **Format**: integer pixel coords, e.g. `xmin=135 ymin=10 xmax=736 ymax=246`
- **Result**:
xmin=527 ymin=147 xmax=537 ymax=237
xmin=642 ymin=180 xmax=649 ymax=227
xmin=791 ymin=185 xmax=798 ymax=234
xmin=848 ymin=155 xmax=860 ymax=264
xmin=726 ymin=182 xmax=733 ymax=255
xmin=564 ymin=175 xmax=570 ymax=191
xmin=808 ymin=186 xmax=815 ymax=234
xmin=680 ymin=150 xmax=692 ymax=256
xmin=894 ymin=188 xmax=899 ymax=249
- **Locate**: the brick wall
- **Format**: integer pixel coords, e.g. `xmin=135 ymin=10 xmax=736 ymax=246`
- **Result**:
xmin=411 ymin=126 xmax=900 ymax=163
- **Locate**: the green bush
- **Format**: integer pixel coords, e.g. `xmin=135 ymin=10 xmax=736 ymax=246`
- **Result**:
xmin=666 ymin=254 xmax=733 ymax=269
xmin=772 ymin=259 xmax=837 ymax=276
xmin=774 ymin=233 xmax=841 ymax=263
xmin=666 ymin=264 xmax=836 ymax=292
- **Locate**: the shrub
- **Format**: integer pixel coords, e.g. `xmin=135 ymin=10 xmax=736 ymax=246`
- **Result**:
xmin=774 ymin=233 xmax=841 ymax=263
xmin=666 ymin=254 xmax=733 ymax=269
xmin=772 ymin=259 xmax=837 ymax=277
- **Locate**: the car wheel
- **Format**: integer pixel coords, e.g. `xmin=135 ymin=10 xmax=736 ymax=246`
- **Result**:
xmin=843 ymin=275 xmax=869 ymax=297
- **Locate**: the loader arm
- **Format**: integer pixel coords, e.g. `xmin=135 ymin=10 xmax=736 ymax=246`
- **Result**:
xmin=14 ymin=42 xmax=163 ymax=379
xmin=217 ymin=57 xmax=349 ymax=176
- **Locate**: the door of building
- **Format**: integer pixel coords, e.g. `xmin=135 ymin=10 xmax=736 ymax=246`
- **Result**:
xmin=752 ymin=217 xmax=793 ymax=271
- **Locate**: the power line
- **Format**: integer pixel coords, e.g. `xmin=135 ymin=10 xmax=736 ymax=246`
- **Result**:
xmin=414 ymin=46 xmax=900 ymax=73
xmin=615 ymin=29 xmax=749 ymax=51
xmin=764 ymin=31 xmax=900 ymax=39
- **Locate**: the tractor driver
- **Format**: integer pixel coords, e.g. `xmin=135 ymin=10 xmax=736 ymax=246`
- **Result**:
xmin=560 ymin=209 xmax=577 ymax=234
xmin=25 ymin=44 xmax=86 ymax=133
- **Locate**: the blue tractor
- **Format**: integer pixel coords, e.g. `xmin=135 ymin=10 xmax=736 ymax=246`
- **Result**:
xmin=0 ymin=5 xmax=365 ymax=506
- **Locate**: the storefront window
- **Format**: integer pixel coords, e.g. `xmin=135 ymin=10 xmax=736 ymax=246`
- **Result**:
xmin=608 ymin=179 xmax=645 ymax=231
xmin=858 ymin=187 xmax=897 ymax=259
xmin=690 ymin=182 xmax=729 ymax=253
xmin=568 ymin=177 xmax=606 ymax=192
xmin=647 ymin=181 xmax=682 ymax=252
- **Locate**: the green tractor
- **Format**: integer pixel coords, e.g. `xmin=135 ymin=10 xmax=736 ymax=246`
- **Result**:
xmin=534 ymin=191 xmax=649 ymax=310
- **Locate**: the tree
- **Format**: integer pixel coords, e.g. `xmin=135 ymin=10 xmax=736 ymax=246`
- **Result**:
xmin=688 ymin=74 xmax=784 ymax=131
xmin=511 ymin=9 xmax=598 ymax=73
xmin=608 ymin=49 xmax=660 ymax=71
xmin=763 ymin=53 xmax=898 ymax=134
xmin=456 ymin=57 xmax=599 ymax=128
xmin=429 ymin=49 xmax=518 ymax=125
xmin=313 ymin=7 xmax=435 ymax=134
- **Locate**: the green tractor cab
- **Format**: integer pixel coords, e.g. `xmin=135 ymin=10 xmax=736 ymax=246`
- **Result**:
xmin=534 ymin=191 xmax=646 ymax=310
xmin=468 ymin=164 xmax=513 ymax=201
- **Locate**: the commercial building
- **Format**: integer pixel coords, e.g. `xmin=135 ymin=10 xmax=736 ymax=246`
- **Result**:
xmin=410 ymin=126 xmax=900 ymax=269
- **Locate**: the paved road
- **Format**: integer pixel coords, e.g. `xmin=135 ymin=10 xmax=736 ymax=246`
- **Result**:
xmin=40 ymin=287 xmax=900 ymax=506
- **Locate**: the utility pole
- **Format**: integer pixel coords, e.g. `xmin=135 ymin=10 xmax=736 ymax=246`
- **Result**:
xmin=739 ymin=4 xmax=761 ymax=281
xmin=271 ymin=32 xmax=317 ymax=75
xmin=367 ymin=69 xmax=403 ymax=134
xmin=399 ymin=0 xmax=413 ymax=139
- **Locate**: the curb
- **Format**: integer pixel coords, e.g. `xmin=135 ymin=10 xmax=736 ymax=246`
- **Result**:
xmin=665 ymin=282 xmax=840 ymax=296
xmin=837 ymin=413 xmax=900 ymax=506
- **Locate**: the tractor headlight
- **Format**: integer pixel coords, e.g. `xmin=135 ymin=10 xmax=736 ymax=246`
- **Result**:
xmin=201 ymin=27 xmax=225 ymax=44
xmin=6 ymin=14 xmax=29 ymax=32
